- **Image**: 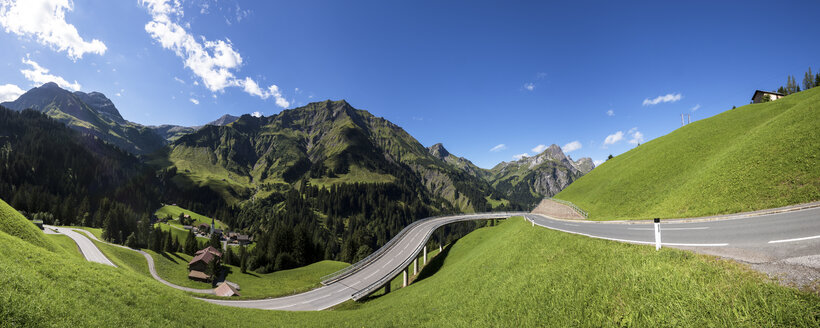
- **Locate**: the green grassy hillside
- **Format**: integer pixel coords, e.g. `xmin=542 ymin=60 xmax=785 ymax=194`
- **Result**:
xmin=0 ymin=198 xmax=63 ymax=253
xmin=154 ymin=205 xmax=227 ymax=230
xmin=557 ymin=87 xmax=820 ymax=220
xmin=1 ymin=215 xmax=816 ymax=327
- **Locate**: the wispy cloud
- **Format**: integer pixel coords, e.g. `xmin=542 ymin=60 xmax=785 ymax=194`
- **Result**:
xmin=173 ymin=76 xmax=185 ymax=84
xmin=189 ymin=98 xmax=199 ymax=105
xmin=490 ymin=144 xmax=507 ymax=152
xmin=691 ymin=104 xmax=700 ymax=112
xmin=513 ymin=153 xmax=529 ymax=160
xmin=140 ymin=0 xmax=289 ymax=107
xmin=604 ymin=131 xmax=624 ymax=145
xmin=531 ymin=144 xmax=547 ymax=153
xmin=628 ymin=129 xmax=644 ymax=144
xmin=562 ymin=141 xmax=582 ymax=153
xmin=0 ymin=83 xmax=24 ymax=102
xmin=0 ymin=0 xmax=107 ymax=60
xmin=20 ymin=57 xmax=81 ymax=91
xmin=606 ymin=109 xmax=614 ymax=116
xmin=642 ymin=93 xmax=682 ymax=106
xmin=524 ymin=83 xmax=535 ymax=91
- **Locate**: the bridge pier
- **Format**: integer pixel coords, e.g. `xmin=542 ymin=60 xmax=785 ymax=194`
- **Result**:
xmin=413 ymin=256 xmax=418 ymax=275
xmin=423 ymin=246 xmax=427 ymax=265
xmin=402 ymin=268 xmax=408 ymax=287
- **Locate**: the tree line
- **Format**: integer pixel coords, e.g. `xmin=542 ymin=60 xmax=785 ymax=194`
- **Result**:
xmin=776 ymin=67 xmax=819 ymax=95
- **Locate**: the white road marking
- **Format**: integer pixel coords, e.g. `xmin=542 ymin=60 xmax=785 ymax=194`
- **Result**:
xmin=628 ymin=227 xmax=709 ymax=231
xmin=362 ymin=271 xmax=378 ymax=280
xmin=301 ymin=294 xmax=331 ymax=304
xmin=768 ymin=235 xmax=820 ymax=244
xmin=531 ymin=221 xmax=728 ymax=247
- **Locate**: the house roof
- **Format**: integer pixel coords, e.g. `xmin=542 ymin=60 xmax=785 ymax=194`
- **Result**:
xmin=189 ymin=251 xmax=216 ymax=266
xmin=195 ymin=246 xmax=222 ymax=257
xmin=214 ymin=282 xmax=241 ymax=297
xmin=752 ymin=90 xmax=785 ymax=99
xmin=188 ymin=270 xmax=209 ymax=280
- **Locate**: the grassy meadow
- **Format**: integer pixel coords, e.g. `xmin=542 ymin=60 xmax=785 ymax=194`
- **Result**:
xmin=2 ymin=200 xmax=817 ymax=327
xmin=556 ymin=87 xmax=820 ymax=220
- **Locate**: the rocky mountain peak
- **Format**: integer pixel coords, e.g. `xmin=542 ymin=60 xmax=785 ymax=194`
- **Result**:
xmin=207 ymin=114 xmax=239 ymax=126
xmin=428 ymin=143 xmax=451 ymax=161
xmin=73 ymin=90 xmax=124 ymax=124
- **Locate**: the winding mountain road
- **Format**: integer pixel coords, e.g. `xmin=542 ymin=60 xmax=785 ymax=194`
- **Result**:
xmin=56 ymin=204 xmax=820 ymax=312
xmin=51 ymin=226 xmax=215 ymax=294
xmin=45 ymin=226 xmax=116 ymax=267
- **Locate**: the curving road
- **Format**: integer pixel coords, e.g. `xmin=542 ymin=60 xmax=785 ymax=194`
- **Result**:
xmin=46 ymin=225 xmax=116 ymax=267
xmin=201 ymin=212 xmax=524 ymax=310
xmin=56 ymin=226 xmax=216 ymax=294
xmin=56 ymin=205 xmax=820 ymax=312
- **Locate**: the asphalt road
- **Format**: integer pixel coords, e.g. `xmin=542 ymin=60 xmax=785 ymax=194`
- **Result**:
xmin=70 ymin=227 xmax=216 ymax=294
xmin=46 ymin=226 xmax=117 ymax=267
xmin=525 ymin=206 xmax=820 ymax=258
xmin=55 ymin=206 xmax=819 ymax=311
xmin=201 ymin=212 xmax=523 ymax=311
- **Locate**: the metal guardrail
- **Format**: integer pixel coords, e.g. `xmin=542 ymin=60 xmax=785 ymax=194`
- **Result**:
xmin=349 ymin=212 xmax=526 ymax=300
xmin=549 ymin=198 xmax=588 ymax=218
xmin=320 ymin=212 xmax=525 ymax=285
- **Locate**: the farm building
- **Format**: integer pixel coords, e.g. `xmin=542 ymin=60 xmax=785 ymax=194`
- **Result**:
xmin=751 ymin=90 xmax=785 ymax=103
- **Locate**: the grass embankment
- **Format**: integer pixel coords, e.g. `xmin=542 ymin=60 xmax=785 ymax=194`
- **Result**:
xmin=557 ymin=87 xmax=820 ymax=220
xmin=45 ymin=234 xmax=84 ymax=259
xmin=0 ymin=198 xmax=63 ymax=253
xmin=2 ymin=213 xmax=816 ymax=327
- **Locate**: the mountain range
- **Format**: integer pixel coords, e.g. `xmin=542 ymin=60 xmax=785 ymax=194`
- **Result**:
xmin=2 ymin=82 xmax=593 ymax=209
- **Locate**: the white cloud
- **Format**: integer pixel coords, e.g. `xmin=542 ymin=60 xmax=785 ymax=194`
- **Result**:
xmin=20 ymin=57 xmax=81 ymax=91
xmin=489 ymin=144 xmax=506 ymax=152
xmin=627 ymin=127 xmax=638 ymax=135
xmin=524 ymin=83 xmax=535 ymax=91
xmin=0 ymin=83 xmax=24 ymax=102
xmin=0 ymin=0 xmax=107 ymax=60
xmin=173 ymin=76 xmax=184 ymax=84
xmin=606 ymin=109 xmax=614 ymax=116
xmin=642 ymin=93 xmax=682 ymax=106
xmin=691 ymin=104 xmax=700 ymax=112
xmin=628 ymin=130 xmax=644 ymax=145
xmin=189 ymin=98 xmax=199 ymax=105
xmin=140 ymin=0 xmax=289 ymax=107
xmin=531 ymin=144 xmax=547 ymax=153
xmin=513 ymin=153 xmax=529 ymax=160
xmin=604 ymin=131 xmax=624 ymax=145
xmin=250 ymin=111 xmax=262 ymax=118
xmin=562 ymin=141 xmax=582 ymax=153
xmin=593 ymin=159 xmax=604 ymax=166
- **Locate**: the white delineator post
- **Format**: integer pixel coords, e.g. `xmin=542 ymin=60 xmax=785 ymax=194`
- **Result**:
xmin=654 ymin=218 xmax=661 ymax=250
xmin=439 ymin=244 xmax=442 ymax=252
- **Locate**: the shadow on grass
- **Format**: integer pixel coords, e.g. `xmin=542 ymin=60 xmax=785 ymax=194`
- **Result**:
xmin=159 ymin=252 xmax=179 ymax=264
xmin=361 ymin=243 xmax=455 ymax=303
xmin=413 ymin=243 xmax=453 ymax=283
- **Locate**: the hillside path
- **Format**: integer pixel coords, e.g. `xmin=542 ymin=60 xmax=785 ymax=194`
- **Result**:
xmin=45 ymin=226 xmax=116 ymax=267
xmin=68 ymin=227 xmax=216 ymax=295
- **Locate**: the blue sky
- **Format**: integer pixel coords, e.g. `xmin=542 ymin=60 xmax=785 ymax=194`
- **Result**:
xmin=1 ymin=0 xmax=818 ymax=168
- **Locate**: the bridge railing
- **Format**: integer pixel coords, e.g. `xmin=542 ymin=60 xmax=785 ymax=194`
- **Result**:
xmin=549 ymin=198 xmax=588 ymax=218
xmin=321 ymin=212 xmax=513 ymax=285
xmin=350 ymin=212 xmax=526 ymax=301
